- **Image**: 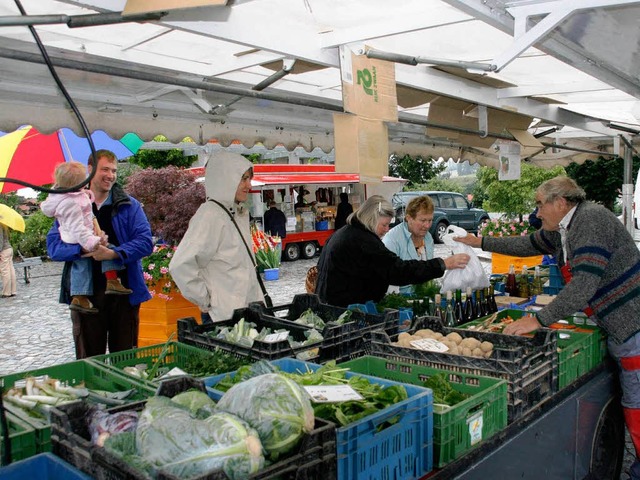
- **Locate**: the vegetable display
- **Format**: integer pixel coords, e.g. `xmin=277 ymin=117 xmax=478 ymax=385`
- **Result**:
xmin=423 ymin=373 xmax=470 ymax=407
xmin=216 ymin=361 xmax=409 ymax=428
xmin=3 ymin=376 xmax=138 ymax=419
xmin=105 ymin=394 xmax=264 ymax=480
xmin=215 ymin=373 xmax=315 ymax=460
xmin=393 ymin=330 xmax=494 ymax=358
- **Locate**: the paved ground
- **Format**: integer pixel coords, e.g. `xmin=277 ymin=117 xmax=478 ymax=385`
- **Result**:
xmin=0 ymin=245 xmax=635 ymax=478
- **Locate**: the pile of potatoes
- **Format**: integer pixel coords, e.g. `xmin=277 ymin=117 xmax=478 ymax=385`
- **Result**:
xmin=393 ymin=329 xmax=494 ymax=358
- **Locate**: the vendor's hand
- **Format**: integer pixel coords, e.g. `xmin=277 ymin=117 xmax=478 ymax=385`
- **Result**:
xmin=502 ymin=314 xmax=541 ymax=336
xmin=82 ymin=245 xmax=118 ymax=261
xmin=454 ymin=234 xmax=482 ymax=248
xmin=444 ymin=253 xmax=470 ymax=270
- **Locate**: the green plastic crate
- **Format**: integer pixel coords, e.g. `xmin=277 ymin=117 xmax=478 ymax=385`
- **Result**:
xmin=556 ymin=329 xmax=594 ymax=389
xmin=0 ymin=360 xmax=155 ymax=454
xmin=339 ymin=355 xmax=507 ymax=468
xmin=88 ymin=341 xmax=251 ymax=386
xmin=0 ymin=412 xmax=38 ymax=463
xmin=552 ymin=315 xmax=607 ymax=371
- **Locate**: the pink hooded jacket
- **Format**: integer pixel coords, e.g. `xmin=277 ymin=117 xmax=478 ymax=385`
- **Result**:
xmin=41 ymin=190 xmax=101 ymax=251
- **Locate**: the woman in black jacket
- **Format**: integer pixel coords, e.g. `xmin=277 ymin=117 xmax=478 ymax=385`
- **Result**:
xmin=315 ymin=195 xmax=469 ymax=307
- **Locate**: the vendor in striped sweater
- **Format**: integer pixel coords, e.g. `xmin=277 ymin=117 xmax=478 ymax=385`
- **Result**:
xmin=456 ymin=176 xmax=640 ymax=479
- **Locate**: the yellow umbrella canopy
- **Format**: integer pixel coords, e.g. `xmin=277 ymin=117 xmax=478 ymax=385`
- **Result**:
xmin=0 ymin=203 xmax=25 ymax=232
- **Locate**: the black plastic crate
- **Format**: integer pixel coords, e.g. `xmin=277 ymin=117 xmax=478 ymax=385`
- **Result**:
xmin=370 ymin=316 xmax=558 ymax=423
xmin=249 ymin=294 xmax=399 ymax=363
xmin=51 ymin=396 xmax=337 ymax=480
xmin=177 ymin=306 xmax=325 ymax=362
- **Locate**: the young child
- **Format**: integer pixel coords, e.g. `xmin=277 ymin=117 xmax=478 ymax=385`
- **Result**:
xmin=41 ymin=161 xmax=132 ymax=314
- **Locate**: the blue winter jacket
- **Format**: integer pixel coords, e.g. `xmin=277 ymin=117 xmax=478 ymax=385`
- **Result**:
xmin=46 ymin=183 xmax=153 ymax=306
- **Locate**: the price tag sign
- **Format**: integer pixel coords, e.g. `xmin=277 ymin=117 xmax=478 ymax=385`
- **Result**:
xmin=467 ymin=411 xmax=484 ymax=445
xmin=410 ymin=338 xmax=449 ymax=352
xmin=263 ymin=331 xmax=289 ymax=343
xmin=304 ymin=385 xmax=364 ymax=403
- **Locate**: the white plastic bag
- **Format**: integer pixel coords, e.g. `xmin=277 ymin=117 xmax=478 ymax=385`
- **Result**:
xmin=440 ymin=225 xmax=490 ymax=293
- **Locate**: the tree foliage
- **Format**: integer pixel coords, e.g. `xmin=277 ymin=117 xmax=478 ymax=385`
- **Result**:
xmin=126 ymin=166 xmax=205 ymax=244
xmin=565 ymin=155 xmax=640 ymax=211
xmin=129 ymin=135 xmax=198 ymax=169
xmin=388 ymin=154 xmax=446 ymax=187
xmin=10 ymin=211 xmax=54 ymax=258
xmin=477 ymin=163 xmax=565 ymax=218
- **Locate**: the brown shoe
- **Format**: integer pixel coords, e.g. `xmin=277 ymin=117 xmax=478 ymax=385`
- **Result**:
xmin=70 ymin=296 xmax=99 ymax=314
xmin=105 ymin=278 xmax=133 ymax=295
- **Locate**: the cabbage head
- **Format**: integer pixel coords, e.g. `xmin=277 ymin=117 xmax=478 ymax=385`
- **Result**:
xmin=171 ymin=390 xmax=217 ymax=419
xmin=136 ymin=396 xmax=264 ymax=479
xmin=216 ymin=373 xmax=314 ymax=460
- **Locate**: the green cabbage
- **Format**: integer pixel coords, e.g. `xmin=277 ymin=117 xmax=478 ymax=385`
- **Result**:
xmin=170 ymin=390 xmax=217 ymax=419
xmin=135 ymin=396 xmax=264 ymax=479
xmin=215 ymin=373 xmax=314 ymax=460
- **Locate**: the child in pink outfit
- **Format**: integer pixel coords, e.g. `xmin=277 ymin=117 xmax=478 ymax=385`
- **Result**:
xmin=41 ymin=161 xmax=131 ymax=314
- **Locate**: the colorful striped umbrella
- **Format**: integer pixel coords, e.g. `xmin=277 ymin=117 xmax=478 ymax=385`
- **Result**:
xmin=0 ymin=126 xmax=143 ymax=194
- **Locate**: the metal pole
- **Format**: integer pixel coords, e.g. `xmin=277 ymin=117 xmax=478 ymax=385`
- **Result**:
xmin=621 ymin=135 xmax=635 ymax=236
xmin=0 ymin=12 xmax=165 ymax=28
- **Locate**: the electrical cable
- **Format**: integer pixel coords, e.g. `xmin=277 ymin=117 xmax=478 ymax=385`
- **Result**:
xmin=1 ymin=0 xmax=99 ymax=195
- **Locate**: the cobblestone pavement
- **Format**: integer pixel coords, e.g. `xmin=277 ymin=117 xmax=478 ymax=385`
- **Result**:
xmin=0 ymin=246 xmax=634 ymax=478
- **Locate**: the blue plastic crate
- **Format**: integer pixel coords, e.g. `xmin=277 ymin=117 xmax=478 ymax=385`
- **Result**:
xmin=205 ymin=358 xmax=434 ymax=480
xmin=0 ymin=453 xmax=92 ymax=479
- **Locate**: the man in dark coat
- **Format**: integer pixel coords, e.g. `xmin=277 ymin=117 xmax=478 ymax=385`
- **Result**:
xmin=334 ymin=192 xmax=353 ymax=230
xmin=263 ymin=200 xmax=287 ymax=238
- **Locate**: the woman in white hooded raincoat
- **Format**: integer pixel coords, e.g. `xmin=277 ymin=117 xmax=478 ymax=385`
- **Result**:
xmin=169 ymin=151 xmax=264 ymax=321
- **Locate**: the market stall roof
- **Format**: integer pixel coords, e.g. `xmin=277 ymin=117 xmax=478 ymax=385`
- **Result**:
xmin=189 ymin=164 xmax=406 ymax=185
xmin=0 ymin=0 xmax=639 ymax=168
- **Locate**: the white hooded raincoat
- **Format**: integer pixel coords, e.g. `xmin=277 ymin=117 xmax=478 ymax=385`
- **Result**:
xmin=169 ymin=152 xmax=263 ymax=321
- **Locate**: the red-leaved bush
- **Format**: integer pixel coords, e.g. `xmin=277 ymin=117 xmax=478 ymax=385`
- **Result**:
xmin=125 ymin=166 xmax=205 ymax=244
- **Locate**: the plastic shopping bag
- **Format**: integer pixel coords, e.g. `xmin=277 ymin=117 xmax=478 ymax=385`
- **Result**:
xmin=440 ymin=225 xmax=490 ymax=293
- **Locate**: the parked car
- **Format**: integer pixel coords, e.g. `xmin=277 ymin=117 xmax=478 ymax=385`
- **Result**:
xmin=391 ymin=191 xmax=490 ymax=243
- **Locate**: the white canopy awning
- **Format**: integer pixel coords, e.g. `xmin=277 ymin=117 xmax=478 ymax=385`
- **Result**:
xmin=0 ymin=0 xmax=638 ymax=167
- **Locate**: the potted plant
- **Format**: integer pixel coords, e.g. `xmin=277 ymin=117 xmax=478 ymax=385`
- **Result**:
xmin=478 ymin=217 xmax=537 ymax=237
xmin=251 ymin=225 xmax=282 ymax=280
xmin=478 ymin=217 xmax=542 ymax=274
xmin=141 ymin=244 xmax=179 ymax=300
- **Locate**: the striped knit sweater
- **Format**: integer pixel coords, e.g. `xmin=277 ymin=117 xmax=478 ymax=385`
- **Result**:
xmin=482 ymin=201 xmax=640 ymax=344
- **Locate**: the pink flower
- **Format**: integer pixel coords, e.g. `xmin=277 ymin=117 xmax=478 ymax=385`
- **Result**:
xmin=160 ymin=266 xmax=169 ymax=275
xmin=147 ymin=263 xmax=155 ymax=271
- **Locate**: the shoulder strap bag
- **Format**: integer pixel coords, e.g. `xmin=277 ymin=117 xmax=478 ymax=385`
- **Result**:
xmin=208 ymin=198 xmax=274 ymax=308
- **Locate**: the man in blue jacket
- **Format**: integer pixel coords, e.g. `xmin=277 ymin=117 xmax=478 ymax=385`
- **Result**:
xmin=47 ymin=150 xmax=153 ymax=358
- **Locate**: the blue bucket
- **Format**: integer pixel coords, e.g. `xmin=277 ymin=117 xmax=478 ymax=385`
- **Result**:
xmin=264 ymin=268 xmax=280 ymax=281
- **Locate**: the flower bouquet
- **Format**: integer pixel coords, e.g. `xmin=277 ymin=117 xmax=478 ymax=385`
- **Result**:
xmin=479 ymin=217 xmax=537 ymax=237
xmin=142 ymin=244 xmax=179 ymax=299
xmin=251 ymin=225 xmax=282 ymax=270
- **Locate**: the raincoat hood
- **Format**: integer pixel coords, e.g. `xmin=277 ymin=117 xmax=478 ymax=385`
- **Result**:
xmin=204 ymin=151 xmax=253 ymax=208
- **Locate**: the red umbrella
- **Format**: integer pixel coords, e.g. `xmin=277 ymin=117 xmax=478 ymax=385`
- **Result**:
xmin=0 ymin=125 xmax=66 ymax=194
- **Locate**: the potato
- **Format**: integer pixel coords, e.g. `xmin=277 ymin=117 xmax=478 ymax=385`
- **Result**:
xmin=461 ymin=347 xmax=473 ymax=357
xmin=480 ymin=341 xmax=494 ymax=352
xmin=446 ymin=332 xmax=463 ymax=345
xmin=433 ymin=332 xmax=444 ymax=340
xmin=484 ymin=350 xmax=493 ymax=358
xmin=472 ymin=347 xmax=484 ymax=357
xmin=398 ymin=332 xmax=411 ymax=342
xmin=448 ymin=346 xmax=459 ymax=355
xmin=415 ymin=329 xmax=435 ymax=338
xmin=461 ymin=337 xmax=481 ymax=350
xmin=398 ymin=338 xmax=413 ymax=348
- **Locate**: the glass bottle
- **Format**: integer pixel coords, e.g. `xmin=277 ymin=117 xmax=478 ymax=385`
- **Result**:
xmin=453 ymin=289 xmax=464 ymax=325
xmin=473 ymin=289 xmax=483 ymax=319
xmin=489 ymin=284 xmax=499 ymax=313
xmin=531 ymin=266 xmax=544 ymax=296
xmin=506 ymin=264 xmax=518 ymax=297
xmin=482 ymin=287 xmax=492 ymax=314
xmin=518 ymin=265 xmax=530 ymax=299
xmin=463 ymin=287 xmax=474 ymax=323
xmin=444 ymin=290 xmax=456 ymax=327
xmin=433 ymin=293 xmax=443 ymax=322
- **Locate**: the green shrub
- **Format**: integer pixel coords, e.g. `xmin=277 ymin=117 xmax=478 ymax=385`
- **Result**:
xmin=10 ymin=211 xmax=54 ymax=258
